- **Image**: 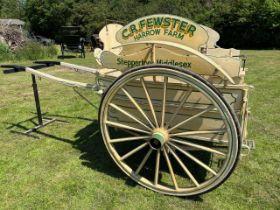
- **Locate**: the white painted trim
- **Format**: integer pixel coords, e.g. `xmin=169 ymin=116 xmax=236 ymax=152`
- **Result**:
xmin=60 ymin=62 xmax=99 ymax=74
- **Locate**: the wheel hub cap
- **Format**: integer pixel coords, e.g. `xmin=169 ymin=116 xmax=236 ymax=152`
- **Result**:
xmin=150 ymin=128 xmax=169 ymax=150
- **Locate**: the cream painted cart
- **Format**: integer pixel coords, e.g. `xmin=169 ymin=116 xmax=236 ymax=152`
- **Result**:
xmin=2 ymin=14 xmax=253 ymax=196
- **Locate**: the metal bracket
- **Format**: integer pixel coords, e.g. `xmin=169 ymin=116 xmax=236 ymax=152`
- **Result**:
xmin=1 ymin=64 xmax=66 ymax=138
xmin=246 ymin=140 xmax=256 ymax=150
xmin=240 ymin=139 xmax=256 ymax=157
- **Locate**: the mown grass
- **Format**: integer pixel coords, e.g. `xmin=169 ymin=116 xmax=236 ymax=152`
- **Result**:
xmin=0 ymin=51 xmax=279 ymax=210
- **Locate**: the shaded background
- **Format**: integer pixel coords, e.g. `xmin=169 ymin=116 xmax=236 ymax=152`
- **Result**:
xmin=0 ymin=0 xmax=279 ymax=49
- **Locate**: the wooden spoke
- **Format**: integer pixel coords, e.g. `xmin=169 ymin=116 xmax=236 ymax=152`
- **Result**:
xmin=163 ymin=146 xmax=179 ymax=190
xmin=154 ymin=150 xmax=160 ymax=185
xmin=140 ymin=78 xmax=159 ymax=127
xmin=116 ymin=128 xmax=146 ymax=138
xmin=106 ymin=121 xmax=151 ymax=134
xmin=152 ymin=44 xmax=156 ymax=62
xmin=122 ymin=88 xmax=155 ymax=128
xmin=170 ymin=138 xmax=226 ymax=156
xmin=166 ymin=144 xmax=200 ymax=187
xmin=180 ymin=135 xmax=229 ymax=144
xmin=109 ymin=136 xmax=150 ymax=143
xmin=168 ymin=105 xmax=215 ymax=132
xmin=170 ymin=129 xmax=226 ymax=137
xmin=169 ymin=142 xmax=217 ymax=176
xmin=161 ymin=76 xmax=168 ymax=127
xmin=120 ymin=142 xmax=148 ymax=161
xmin=135 ymin=148 xmax=153 ymax=174
xmin=166 ymin=89 xmax=192 ymax=127
xmin=109 ymin=103 xmax=152 ymax=131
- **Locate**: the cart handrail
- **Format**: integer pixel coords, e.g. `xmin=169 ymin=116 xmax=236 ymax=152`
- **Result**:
xmin=1 ymin=62 xmax=100 ymax=90
xmin=111 ymin=40 xmax=235 ymax=84
xmin=25 ymin=67 xmax=98 ymax=90
xmin=60 ymin=62 xmax=99 ymax=74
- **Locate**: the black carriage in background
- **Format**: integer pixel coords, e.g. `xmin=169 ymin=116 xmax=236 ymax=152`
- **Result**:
xmin=60 ymin=26 xmax=85 ymax=58
xmin=91 ymin=34 xmax=103 ymax=50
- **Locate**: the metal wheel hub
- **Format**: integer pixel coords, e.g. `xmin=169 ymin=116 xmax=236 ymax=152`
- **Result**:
xmin=150 ymin=128 xmax=169 ymax=150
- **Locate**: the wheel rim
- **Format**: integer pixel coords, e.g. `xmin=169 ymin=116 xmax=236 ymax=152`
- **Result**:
xmin=99 ymin=65 xmax=240 ymax=196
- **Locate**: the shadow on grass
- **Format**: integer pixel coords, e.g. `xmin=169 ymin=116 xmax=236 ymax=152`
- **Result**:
xmin=73 ymin=120 xmax=128 ymax=181
xmin=72 ymin=120 xmax=204 ymax=201
xmin=6 ymin=116 xmax=127 ymax=182
xmin=6 ymin=115 xmax=205 ymax=201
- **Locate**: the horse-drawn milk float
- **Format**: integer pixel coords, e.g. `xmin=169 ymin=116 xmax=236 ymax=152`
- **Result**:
xmin=2 ymin=14 xmax=254 ymax=196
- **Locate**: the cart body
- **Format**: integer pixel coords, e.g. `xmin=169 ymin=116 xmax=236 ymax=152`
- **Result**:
xmin=92 ymin=15 xmax=252 ymax=196
xmin=95 ymin=14 xmax=250 ymax=144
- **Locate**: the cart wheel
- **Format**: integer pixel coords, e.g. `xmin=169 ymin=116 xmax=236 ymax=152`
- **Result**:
xmin=99 ymin=64 xmax=241 ymax=196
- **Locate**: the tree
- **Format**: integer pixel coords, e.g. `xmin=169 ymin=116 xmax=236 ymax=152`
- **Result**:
xmin=0 ymin=0 xmax=26 ymax=19
xmin=25 ymin=0 xmax=74 ymax=38
xmin=69 ymin=0 xmax=108 ymax=35
xmin=213 ymin=0 xmax=280 ymax=48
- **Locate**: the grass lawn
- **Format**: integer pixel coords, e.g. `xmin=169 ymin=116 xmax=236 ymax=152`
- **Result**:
xmin=0 ymin=50 xmax=279 ymax=210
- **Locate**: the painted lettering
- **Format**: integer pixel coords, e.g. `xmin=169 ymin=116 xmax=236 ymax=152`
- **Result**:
xmin=186 ymin=24 xmax=196 ymax=37
xmin=153 ymin=17 xmax=163 ymax=28
xmin=163 ymin=17 xmax=171 ymax=28
xmin=146 ymin=18 xmax=153 ymax=29
xmin=122 ymin=28 xmax=130 ymax=39
xmin=121 ymin=15 xmax=197 ymax=40
xmin=171 ymin=18 xmax=180 ymax=29
xmin=129 ymin=24 xmax=138 ymax=34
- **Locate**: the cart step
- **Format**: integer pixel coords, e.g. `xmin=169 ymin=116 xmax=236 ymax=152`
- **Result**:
xmin=247 ymin=140 xmax=256 ymax=150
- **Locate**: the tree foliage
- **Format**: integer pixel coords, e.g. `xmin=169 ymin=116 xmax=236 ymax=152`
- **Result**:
xmin=0 ymin=0 xmax=279 ymax=48
xmin=0 ymin=0 xmax=25 ymax=19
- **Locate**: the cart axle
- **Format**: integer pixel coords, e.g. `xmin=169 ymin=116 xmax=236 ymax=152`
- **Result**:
xmin=150 ymin=128 xmax=170 ymax=150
